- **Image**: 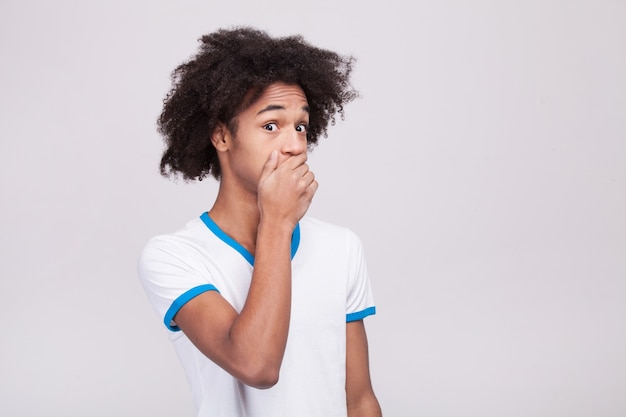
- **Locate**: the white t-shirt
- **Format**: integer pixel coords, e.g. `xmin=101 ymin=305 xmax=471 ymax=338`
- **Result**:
xmin=138 ymin=213 xmax=376 ymax=417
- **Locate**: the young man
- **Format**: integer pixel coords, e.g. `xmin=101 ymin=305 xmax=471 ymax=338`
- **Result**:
xmin=138 ymin=27 xmax=381 ymax=417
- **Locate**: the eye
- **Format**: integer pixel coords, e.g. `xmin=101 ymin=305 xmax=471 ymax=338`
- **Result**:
xmin=296 ymin=123 xmax=308 ymax=133
xmin=263 ymin=123 xmax=278 ymax=132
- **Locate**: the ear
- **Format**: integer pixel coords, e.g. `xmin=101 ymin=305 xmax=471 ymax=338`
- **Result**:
xmin=211 ymin=122 xmax=231 ymax=152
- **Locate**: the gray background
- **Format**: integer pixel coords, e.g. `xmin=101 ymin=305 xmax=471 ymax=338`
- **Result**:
xmin=1 ymin=1 xmax=625 ymax=416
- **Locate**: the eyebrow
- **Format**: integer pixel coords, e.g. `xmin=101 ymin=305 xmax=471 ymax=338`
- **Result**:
xmin=256 ymin=104 xmax=310 ymax=115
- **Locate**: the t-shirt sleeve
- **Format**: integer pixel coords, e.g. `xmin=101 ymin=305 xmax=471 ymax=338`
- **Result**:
xmin=137 ymin=235 xmax=219 ymax=332
xmin=345 ymin=230 xmax=376 ymax=322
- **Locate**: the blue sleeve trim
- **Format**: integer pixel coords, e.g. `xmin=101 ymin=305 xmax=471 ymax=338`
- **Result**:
xmin=346 ymin=306 xmax=376 ymax=322
xmin=164 ymin=284 xmax=220 ymax=332
xmin=291 ymin=223 xmax=300 ymax=259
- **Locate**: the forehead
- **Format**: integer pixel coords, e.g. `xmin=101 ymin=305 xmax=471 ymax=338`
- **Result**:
xmin=247 ymin=82 xmax=308 ymax=109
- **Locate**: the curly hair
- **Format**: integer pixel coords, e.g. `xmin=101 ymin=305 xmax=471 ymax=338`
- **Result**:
xmin=157 ymin=26 xmax=359 ymax=181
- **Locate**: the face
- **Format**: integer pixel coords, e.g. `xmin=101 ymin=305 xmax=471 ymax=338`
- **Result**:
xmin=215 ymin=82 xmax=310 ymax=192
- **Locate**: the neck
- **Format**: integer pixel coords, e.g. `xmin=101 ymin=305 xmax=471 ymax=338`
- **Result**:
xmin=208 ymin=183 xmax=260 ymax=255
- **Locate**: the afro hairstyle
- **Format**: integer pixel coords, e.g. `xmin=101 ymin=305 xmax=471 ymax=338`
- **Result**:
xmin=157 ymin=26 xmax=359 ymax=181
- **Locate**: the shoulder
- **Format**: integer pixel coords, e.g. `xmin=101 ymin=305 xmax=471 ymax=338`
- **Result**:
xmin=299 ymin=216 xmax=364 ymax=250
xmin=138 ymin=217 xmax=210 ymax=268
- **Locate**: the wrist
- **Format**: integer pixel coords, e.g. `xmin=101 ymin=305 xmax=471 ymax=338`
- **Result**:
xmin=257 ymin=217 xmax=297 ymax=236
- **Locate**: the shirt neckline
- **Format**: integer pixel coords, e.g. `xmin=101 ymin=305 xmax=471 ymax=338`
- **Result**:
xmin=199 ymin=212 xmax=300 ymax=266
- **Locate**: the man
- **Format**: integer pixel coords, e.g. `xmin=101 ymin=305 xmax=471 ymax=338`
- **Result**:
xmin=138 ymin=26 xmax=381 ymax=417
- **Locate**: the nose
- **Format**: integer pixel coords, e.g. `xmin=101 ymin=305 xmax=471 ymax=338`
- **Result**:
xmin=280 ymin=128 xmax=307 ymax=156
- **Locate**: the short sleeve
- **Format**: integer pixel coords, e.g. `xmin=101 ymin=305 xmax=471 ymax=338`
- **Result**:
xmin=137 ymin=235 xmax=219 ymax=332
xmin=345 ymin=230 xmax=376 ymax=322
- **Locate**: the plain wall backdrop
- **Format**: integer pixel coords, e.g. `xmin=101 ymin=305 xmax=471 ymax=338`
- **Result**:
xmin=1 ymin=1 xmax=624 ymax=416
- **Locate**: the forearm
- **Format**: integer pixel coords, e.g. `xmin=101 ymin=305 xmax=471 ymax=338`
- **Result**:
xmin=226 ymin=219 xmax=294 ymax=386
xmin=347 ymin=393 xmax=382 ymax=417
xmin=346 ymin=320 xmax=382 ymax=416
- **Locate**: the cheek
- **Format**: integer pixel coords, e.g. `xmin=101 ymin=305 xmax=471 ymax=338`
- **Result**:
xmin=250 ymin=152 xmax=272 ymax=180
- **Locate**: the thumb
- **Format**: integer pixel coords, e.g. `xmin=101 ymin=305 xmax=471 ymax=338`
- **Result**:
xmin=259 ymin=150 xmax=278 ymax=181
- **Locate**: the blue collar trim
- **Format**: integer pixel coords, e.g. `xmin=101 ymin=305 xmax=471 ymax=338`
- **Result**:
xmin=200 ymin=212 xmax=300 ymax=266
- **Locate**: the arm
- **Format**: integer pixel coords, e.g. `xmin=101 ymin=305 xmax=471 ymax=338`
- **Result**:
xmin=346 ymin=320 xmax=382 ymax=417
xmin=173 ymin=152 xmax=317 ymax=389
xmin=173 ymin=222 xmax=292 ymax=388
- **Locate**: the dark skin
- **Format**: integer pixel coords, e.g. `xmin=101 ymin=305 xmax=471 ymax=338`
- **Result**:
xmin=173 ymin=83 xmax=381 ymax=416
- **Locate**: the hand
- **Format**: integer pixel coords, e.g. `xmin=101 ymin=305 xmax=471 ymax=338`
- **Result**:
xmin=257 ymin=151 xmax=318 ymax=228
